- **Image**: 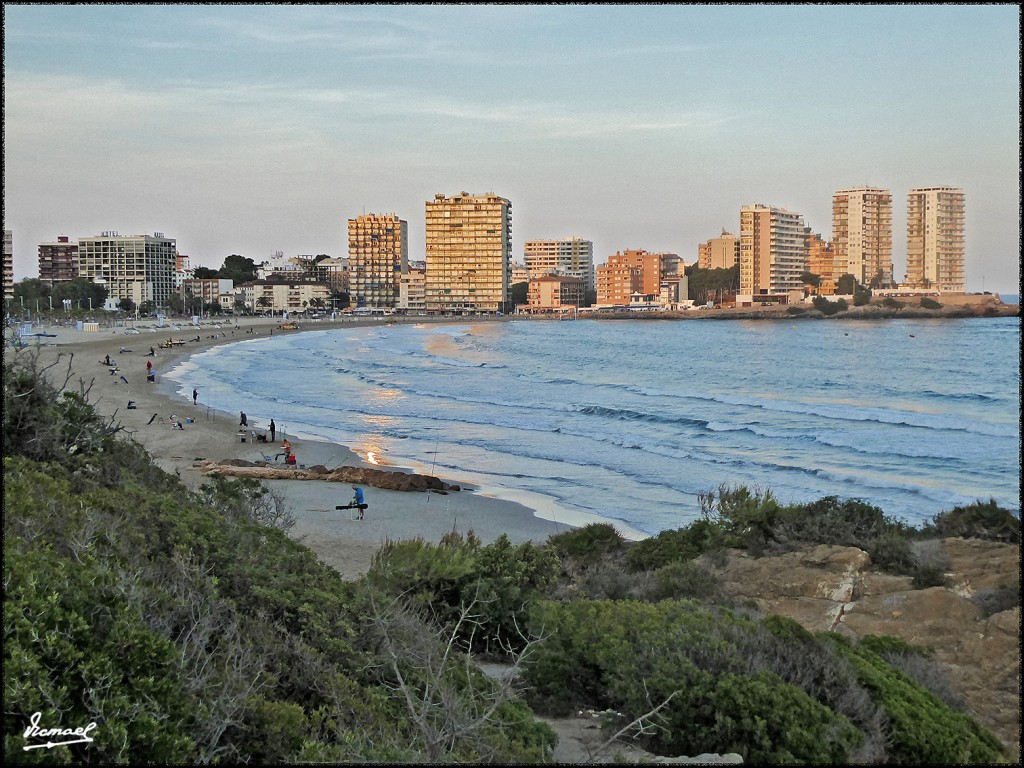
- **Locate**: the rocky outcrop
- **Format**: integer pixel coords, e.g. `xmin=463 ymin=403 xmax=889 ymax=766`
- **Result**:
xmin=196 ymin=459 xmax=461 ymax=493
xmin=702 ymin=540 xmax=1020 ymax=757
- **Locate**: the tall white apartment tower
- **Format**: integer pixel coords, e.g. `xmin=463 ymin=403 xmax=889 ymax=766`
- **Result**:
xmin=3 ymin=230 xmax=13 ymax=300
xmin=347 ymin=213 xmax=408 ymax=308
xmin=425 ymin=192 xmax=512 ymax=313
xmin=905 ymin=186 xmax=965 ymax=293
xmin=832 ymin=186 xmax=893 ymax=287
xmin=523 ymin=237 xmax=595 ymax=293
xmin=77 ymin=232 xmax=177 ymax=308
xmin=739 ymin=204 xmax=807 ymax=295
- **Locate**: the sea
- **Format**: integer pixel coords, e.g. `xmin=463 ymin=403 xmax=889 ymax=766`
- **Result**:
xmin=166 ymin=313 xmax=1021 ymax=538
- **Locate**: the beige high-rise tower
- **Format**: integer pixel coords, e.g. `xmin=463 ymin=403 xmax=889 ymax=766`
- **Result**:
xmin=832 ymin=186 xmax=893 ymax=287
xmin=905 ymin=186 xmax=965 ymax=293
xmin=739 ymin=204 xmax=807 ymax=295
xmin=348 ymin=213 xmax=408 ymax=308
xmin=425 ymin=192 xmax=511 ymax=313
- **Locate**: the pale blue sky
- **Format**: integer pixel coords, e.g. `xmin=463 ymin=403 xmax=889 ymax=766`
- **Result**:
xmin=3 ymin=4 xmax=1020 ymax=293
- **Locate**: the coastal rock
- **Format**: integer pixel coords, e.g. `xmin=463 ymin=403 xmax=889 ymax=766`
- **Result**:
xmin=196 ymin=460 xmax=460 ymax=493
xmin=707 ymin=539 xmax=1020 ymax=756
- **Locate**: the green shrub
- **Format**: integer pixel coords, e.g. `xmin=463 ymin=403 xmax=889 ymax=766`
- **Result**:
xmin=920 ymin=297 xmax=943 ymax=309
xmin=625 ymin=519 xmax=732 ymax=572
xmin=549 ymin=522 xmax=625 ymax=564
xmin=881 ymin=296 xmax=904 ymax=309
xmin=812 ymin=295 xmax=843 ymax=315
xmin=786 ymin=305 xmax=808 ymax=316
xmin=926 ymin=499 xmax=1020 ymax=543
xmin=826 ymin=635 xmax=1007 ymax=764
xmin=971 ymin=580 xmax=1021 ymax=617
xmin=650 ymin=559 xmax=724 ymax=602
xmin=525 ymin=599 xmax=867 ymax=763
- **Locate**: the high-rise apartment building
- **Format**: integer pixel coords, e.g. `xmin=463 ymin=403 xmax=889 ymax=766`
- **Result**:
xmin=832 ymin=187 xmax=893 ymax=287
xmin=3 ymin=230 xmax=13 ymax=300
xmin=739 ymin=205 xmax=807 ymax=295
xmin=77 ymin=232 xmax=177 ymax=308
xmin=523 ymin=237 xmax=595 ymax=293
xmin=425 ymin=192 xmax=511 ymax=313
xmin=905 ymin=186 xmax=965 ymax=293
xmin=348 ymin=213 xmax=408 ymax=308
xmin=38 ymin=236 xmax=80 ymax=287
xmin=697 ymin=229 xmax=740 ymax=271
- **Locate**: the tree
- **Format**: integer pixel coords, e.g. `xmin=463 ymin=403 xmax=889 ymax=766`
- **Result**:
xmin=13 ymin=278 xmax=51 ymax=303
xmin=51 ymin=278 xmax=108 ymax=309
xmin=117 ymin=297 xmax=136 ymax=314
xmin=219 ymin=254 xmax=257 ymax=284
xmin=192 ymin=266 xmax=219 ymax=279
xmin=869 ymin=269 xmax=887 ymax=290
xmin=511 ymin=282 xmax=528 ymax=306
xmin=255 ymin=296 xmax=272 ymax=314
xmin=837 ymin=274 xmax=858 ymax=296
xmin=800 ymin=271 xmax=821 ymax=288
xmin=138 ymin=300 xmax=156 ymax=316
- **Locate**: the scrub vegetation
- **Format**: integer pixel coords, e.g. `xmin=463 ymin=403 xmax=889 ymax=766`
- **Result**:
xmin=3 ymin=349 xmax=1015 ymax=764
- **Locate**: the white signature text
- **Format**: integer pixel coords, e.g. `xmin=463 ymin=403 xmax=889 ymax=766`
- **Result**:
xmin=23 ymin=711 xmax=97 ymax=750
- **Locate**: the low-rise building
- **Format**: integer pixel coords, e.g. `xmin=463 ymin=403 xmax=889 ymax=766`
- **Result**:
xmin=525 ymin=274 xmax=585 ymax=313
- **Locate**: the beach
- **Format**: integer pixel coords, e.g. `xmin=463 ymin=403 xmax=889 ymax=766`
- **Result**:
xmin=9 ymin=316 xmax=568 ymax=580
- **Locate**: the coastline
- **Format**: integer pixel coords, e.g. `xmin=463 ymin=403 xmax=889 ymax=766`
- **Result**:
xmin=11 ymin=316 xmax=570 ymax=580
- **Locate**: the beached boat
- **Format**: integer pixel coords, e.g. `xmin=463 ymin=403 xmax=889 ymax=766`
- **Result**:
xmin=281 ymin=323 xmax=299 ymax=330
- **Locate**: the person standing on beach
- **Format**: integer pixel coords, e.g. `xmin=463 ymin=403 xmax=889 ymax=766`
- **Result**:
xmin=192 ymin=388 xmax=198 ymax=406
xmin=269 ymin=419 xmax=276 ymax=443
xmin=240 ymin=411 xmax=247 ymax=427
xmin=352 ymin=485 xmax=366 ymax=520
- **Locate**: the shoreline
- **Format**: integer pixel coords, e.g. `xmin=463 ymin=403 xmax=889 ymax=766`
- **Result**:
xmin=11 ymin=316 xmax=575 ymax=579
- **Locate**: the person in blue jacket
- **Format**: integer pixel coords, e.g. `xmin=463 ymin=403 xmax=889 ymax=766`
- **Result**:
xmin=351 ymin=485 xmax=366 ymax=520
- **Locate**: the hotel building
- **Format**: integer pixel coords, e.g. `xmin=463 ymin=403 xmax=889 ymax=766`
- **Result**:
xmin=38 ymin=236 xmax=80 ymax=287
xmin=425 ymin=192 xmax=512 ymax=313
xmin=3 ymin=230 xmax=13 ymax=300
xmin=832 ymin=187 xmax=893 ymax=287
xmin=697 ymin=230 xmax=740 ymax=271
xmin=523 ymin=237 xmax=595 ymax=293
xmin=739 ymin=205 xmax=807 ymax=296
xmin=77 ymin=232 xmax=177 ymax=308
xmin=348 ymin=213 xmax=408 ymax=308
xmin=905 ymin=186 xmax=965 ymax=293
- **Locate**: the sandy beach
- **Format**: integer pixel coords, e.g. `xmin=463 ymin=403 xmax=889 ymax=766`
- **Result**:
xmin=9 ymin=316 xmax=569 ymax=580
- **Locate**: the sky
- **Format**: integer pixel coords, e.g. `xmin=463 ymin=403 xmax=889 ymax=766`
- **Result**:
xmin=3 ymin=4 xmax=1021 ymax=294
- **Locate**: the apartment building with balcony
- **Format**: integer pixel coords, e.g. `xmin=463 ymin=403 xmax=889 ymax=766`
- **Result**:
xmin=181 ymin=278 xmax=234 ymax=311
xmin=739 ymin=205 xmax=807 ymax=296
xmin=3 ymin=230 xmax=13 ymax=300
xmin=77 ymin=232 xmax=177 ymax=308
xmin=832 ymin=186 xmax=893 ymax=287
xmin=398 ymin=267 xmax=426 ymax=312
xmin=348 ymin=213 xmax=408 ymax=308
xmin=595 ymin=249 xmax=680 ymax=305
xmin=697 ymin=229 xmax=740 ymax=271
xmin=805 ymin=231 xmax=843 ymax=295
xmin=241 ymin=277 xmax=330 ymax=314
xmin=313 ymin=256 xmax=350 ymax=298
xmin=905 ymin=186 xmax=965 ymax=293
xmin=425 ymin=192 xmax=511 ymax=313
xmin=526 ymin=274 xmax=585 ymax=312
xmin=523 ymin=237 xmax=595 ymax=293
xmin=38 ymin=236 xmax=80 ymax=287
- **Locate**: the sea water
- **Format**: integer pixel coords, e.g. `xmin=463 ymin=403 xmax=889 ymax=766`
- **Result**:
xmin=168 ymin=316 xmax=1020 ymax=536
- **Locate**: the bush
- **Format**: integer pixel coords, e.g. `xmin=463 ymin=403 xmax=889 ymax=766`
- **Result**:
xmin=525 ymin=599 xmax=868 ymax=763
xmin=920 ymin=297 xmax=943 ymax=309
xmin=786 ymin=306 xmax=808 ymax=316
xmin=549 ymin=523 xmax=625 ymax=564
xmin=926 ymin=499 xmax=1020 ymax=543
xmin=625 ymin=519 xmax=732 ymax=572
xmin=881 ymin=297 xmax=904 ymax=309
xmin=812 ymin=295 xmax=843 ymax=316
xmin=972 ymin=580 xmax=1021 ymax=618
xmin=826 ymin=635 xmax=1007 ymax=764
